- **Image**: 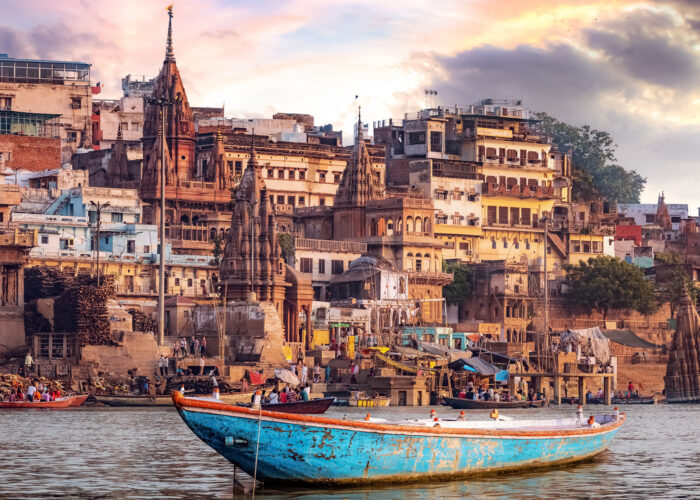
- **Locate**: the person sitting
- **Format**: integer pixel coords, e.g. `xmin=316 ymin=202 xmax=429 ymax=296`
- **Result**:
xmin=493 ymin=392 xmax=501 ymax=402
xmin=482 ymin=391 xmax=491 ymax=402
xmin=287 ymin=389 xmax=298 ymax=403
xmin=268 ymin=389 xmax=279 ymax=404
xmin=280 ymin=387 xmax=288 ymax=404
xmin=8 ymin=391 xmax=16 ymax=402
xmin=42 ymin=391 xmax=51 ymax=402
xmin=301 ymin=384 xmax=310 ymax=401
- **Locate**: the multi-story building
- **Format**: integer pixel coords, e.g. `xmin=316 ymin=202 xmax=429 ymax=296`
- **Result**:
xmin=0 ymin=54 xmax=93 ymax=162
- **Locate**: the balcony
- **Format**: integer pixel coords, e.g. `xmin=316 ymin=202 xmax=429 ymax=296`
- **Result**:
xmin=0 ymin=229 xmax=36 ymax=248
xmin=406 ymin=271 xmax=454 ymax=286
xmin=165 ymin=225 xmax=211 ymax=243
xmin=481 ymin=182 xmax=556 ymax=200
xmin=295 ymin=237 xmax=367 ymax=254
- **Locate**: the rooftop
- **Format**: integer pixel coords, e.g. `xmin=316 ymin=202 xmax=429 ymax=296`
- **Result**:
xmin=0 ymin=54 xmax=90 ymax=84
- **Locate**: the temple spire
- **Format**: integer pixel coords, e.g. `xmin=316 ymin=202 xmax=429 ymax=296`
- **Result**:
xmin=116 ymin=123 xmax=123 ymax=141
xmin=165 ymin=5 xmax=175 ymax=62
xmin=356 ymin=106 xmax=363 ymax=143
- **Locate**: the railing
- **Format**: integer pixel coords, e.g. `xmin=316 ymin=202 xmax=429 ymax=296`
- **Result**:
xmin=295 ymin=237 xmax=367 ymax=253
xmin=0 ymin=229 xmax=36 ymax=247
xmin=481 ymin=182 xmax=557 ymax=199
xmin=165 ymin=225 xmax=211 ymax=243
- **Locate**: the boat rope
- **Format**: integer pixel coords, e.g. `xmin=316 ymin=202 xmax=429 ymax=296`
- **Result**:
xmin=252 ymin=407 xmax=262 ymax=498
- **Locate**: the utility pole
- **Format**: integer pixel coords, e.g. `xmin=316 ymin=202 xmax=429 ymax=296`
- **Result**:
xmin=90 ymin=200 xmax=110 ymax=287
xmin=541 ymin=214 xmax=550 ymax=372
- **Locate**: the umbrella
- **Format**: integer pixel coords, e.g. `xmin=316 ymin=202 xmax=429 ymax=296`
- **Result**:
xmin=274 ymin=369 xmax=300 ymax=386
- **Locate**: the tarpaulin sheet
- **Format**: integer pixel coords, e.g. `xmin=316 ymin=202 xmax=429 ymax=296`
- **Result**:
xmin=495 ymin=370 xmax=509 ymax=382
xmin=448 ymin=357 xmax=500 ymax=376
xmin=602 ymin=330 xmax=661 ymax=349
xmin=247 ymin=370 xmax=266 ymax=386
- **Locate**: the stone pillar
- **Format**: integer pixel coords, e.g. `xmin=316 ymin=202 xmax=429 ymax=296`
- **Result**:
xmin=553 ymin=375 xmax=561 ymax=405
xmin=603 ymin=376 xmax=611 ymax=405
xmin=578 ymin=377 xmax=585 ymax=406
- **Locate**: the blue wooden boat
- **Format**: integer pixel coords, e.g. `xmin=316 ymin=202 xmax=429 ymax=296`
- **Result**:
xmin=172 ymin=391 xmax=625 ymax=485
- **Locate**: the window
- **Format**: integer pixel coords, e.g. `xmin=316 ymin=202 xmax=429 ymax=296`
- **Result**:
xmin=525 ymin=239 xmax=530 ymax=250
xmin=277 ymin=195 xmax=285 ymax=204
xmin=319 ymin=198 xmax=326 ymax=206
xmin=645 ymin=214 xmax=655 ymax=223
xmin=429 ymin=131 xmax=442 ymax=152
xmin=583 ymin=242 xmax=591 ymax=253
xmin=498 ymin=207 xmax=508 ymax=224
xmin=289 ymin=170 xmax=295 ymax=180
xmin=408 ymin=131 xmax=426 ymax=145
xmin=71 ymin=97 xmax=82 ymax=109
xmin=514 ymin=240 xmax=520 ymax=249
xmin=298 ymin=196 xmax=305 ymax=206
xmin=299 ymin=170 xmax=306 ymax=180
xmin=331 ymin=260 xmax=344 ymax=274
xmin=671 ymin=216 xmax=681 ymax=223
xmin=0 ymin=96 xmax=11 ymax=110
xmin=67 ymin=131 xmax=78 ymax=143
xmin=521 ymin=208 xmax=531 ymax=226
xmin=318 ymin=259 xmax=326 ymax=274
xmin=415 ymin=259 xmax=422 ymax=271
xmin=592 ymin=241 xmax=601 ymax=253
xmin=510 ymin=207 xmax=519 ymax=225
xmin=120 ymin=122 xmax=129 ymax=131
xmin=111 ymin=212 xmax=123 ymax=223
xmin=579 ymin=211 xmax=586 ymax=222
xmin=287 ymin=195 xmax=295 ymax=206
xmin=235 ymin=161 xmax=243 ymax=175
xmin=487 ymin=206 xmax=497 ymax=225
xmin=435 ymin=190 xmax=448 ymax=200
xmin=226 ymin=160 xmax=233 ymax=174
xmin=41 ymin=235 xmax=49 ymax=244
xmin=144 ymin=245 xmax=150 ymax=253
xmin=334 ymin=173 xmax=341 ymax=183
xmin=573 ymin=241 xmax=581 ymax=252
xmin=131 ymin=122 xmax=140 ymax=131
xmin=278 ymin=169 xmax=285 ymax=179
xmin=175 ymin=278 xmax=180 ymax=286
xmin=127 ymin=240 xmax=135 ymax=253
xmin=502 ymin=237 xmax=508 ymax=248
xmin=319 ymin=172 xmax=326 ymax=182
xmin=300 ymin=258 xmax=313 ymax=273
xmin=187 ymin=278 xmax=193 ymax=287
xmin=459 ymin=242 xmax=470 ymax=253
xmin=491 ymin=237 xmax=497 ymax=249
xmin=267 ymin=169 xmax=274 ymax=177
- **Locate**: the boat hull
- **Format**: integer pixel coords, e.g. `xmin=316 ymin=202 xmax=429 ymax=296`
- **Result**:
xmin=96 ymin=391 xmax=255 ymax=407
xmin=173 ymin=392 xmax=624 ymax=485
xmin=258 ymin=398 xmax=334 ymax=414
xmin=348 ymin=397 xmax=391 ymax=407
xmin=443 ymin=397 xmax=546 ymax=409
xmin=0 ymin=395 xmax=88 ymax=409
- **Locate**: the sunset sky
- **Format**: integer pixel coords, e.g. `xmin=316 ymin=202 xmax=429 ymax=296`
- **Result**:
xmin=3 ymin=0 xmax=699 ymax=208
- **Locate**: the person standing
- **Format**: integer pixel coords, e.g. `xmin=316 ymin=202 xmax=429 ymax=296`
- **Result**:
xmin=313 ymin=363 xmax=320 ymax=383
xmin=190 ymin=336 xmax=196 ymax=357
xmin=325 ymin=364 xmax=331 ymax=383
xmin=24 ymin=352 xmax=34 ymax=376
xmin=158 ymin=355 xmax=166 ymax=376
xmin=194 ymin=338 xmax=200 ymax=358
xmin=199 ymin=356 xmax=205 ymax=376
xmin=200 ymin=337 xmax=207 ymax=357
xmin=173 ymin=341 xmax=180 ymax=358
xmin=301 ymin=364 xmax=308 ymax=385
xmin=26 ymin=381 xmax=37 ymax=402
xmin=180 ymin=338 xmax=187 ymax=358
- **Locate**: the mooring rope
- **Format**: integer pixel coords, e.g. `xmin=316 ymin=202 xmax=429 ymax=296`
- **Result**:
xmin=252 ymin=407 xmax=263 ymax=498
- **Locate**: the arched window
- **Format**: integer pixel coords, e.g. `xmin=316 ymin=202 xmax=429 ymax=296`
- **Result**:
xmin=406 ymin=217 xmax=414 ymax=233
xmin=387 ymin=219 xmax=394 ymax=236
xmin=423 ymin=217 xmax=430 ymax=233
xmin=180 ymin=215 xmax=190 ymax=225
xmin=415 ymin=217 xmax=423 ymax=233
xmin=210 ymin=227 xmax=217 ymax=241
xmin=424 ymin=253 xmax=431 ymax=271
xmin=371 ymin=218 xmax=378 ymax=236
xmin=397 ymin=217 xmax=403 ymax=234
xmin=378 ymin=217 xmax=386 ymax=236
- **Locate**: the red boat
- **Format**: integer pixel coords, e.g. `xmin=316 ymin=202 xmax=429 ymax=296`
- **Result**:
xmin=0 ymin=395 xmax=88 ymax=409
xmin=234 ymin=397 xmax=335 ymax=414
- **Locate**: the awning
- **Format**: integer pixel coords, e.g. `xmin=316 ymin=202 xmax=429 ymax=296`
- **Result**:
xmin=376 ymin=352 xmax=434 ymax=373
xmin=417 ymin=341 xmax=472 ymax=361
xmin=602 ymin=330 xmax=661 ymax=349
xmin=447 ymin=357 xmax=500 ymax=376
xmin=330 ymin=269 xmax=378 ymax=284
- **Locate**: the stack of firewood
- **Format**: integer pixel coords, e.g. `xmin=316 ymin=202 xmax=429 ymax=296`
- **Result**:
xmin=128 ymin=309 xmax=156 ymax=333
xmin=54 ymin=281 xmax=116 ymax=345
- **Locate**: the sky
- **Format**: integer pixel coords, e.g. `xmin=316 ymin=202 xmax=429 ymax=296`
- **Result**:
xmin=2 ymin=0 xmax=699 ymax=209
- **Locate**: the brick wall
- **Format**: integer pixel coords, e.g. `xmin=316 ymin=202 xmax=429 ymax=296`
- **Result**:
xmin=0 ymin=135 xmax=61 ymax=172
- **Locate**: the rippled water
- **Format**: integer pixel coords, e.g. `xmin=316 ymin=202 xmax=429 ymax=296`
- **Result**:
xmin=0 ymin=403 xmax=697 ymax=498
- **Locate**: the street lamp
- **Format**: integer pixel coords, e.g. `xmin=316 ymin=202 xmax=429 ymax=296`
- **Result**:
xmin=146 ymin=95 xmax=174 ymax=346
xmin=90 ymin=200 xmax=110 ymax=287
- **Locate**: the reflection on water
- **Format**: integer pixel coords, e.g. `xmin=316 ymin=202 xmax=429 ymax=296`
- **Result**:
xmin=0 ymin=404 xmax=698 ymax=498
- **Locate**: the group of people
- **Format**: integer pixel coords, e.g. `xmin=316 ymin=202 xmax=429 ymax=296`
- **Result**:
xmin=173 ymin=336 xmax=207 ymax=359
xmin=289 ymin=360 xmax=329 ymax=384
xmin=2 ymin=380 xmax=61 ymax=403
xmin=458 ymin=383 xmax=544 ymax=403
xmin=254 ymin=384 xmax=312 ymax=406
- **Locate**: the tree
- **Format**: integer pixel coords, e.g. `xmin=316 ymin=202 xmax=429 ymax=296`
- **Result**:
xmin=212 ymin=233 xmax=224 ymax=266
xmin=277 ymin=233 xmax=295 ymax=265
xmin=564 ymin=256 xmax=656 ymax=319
xmin=535 ymin=112 xmax=646 ymax=203
xmin=442 ymin=262 xmax=474 ymax=305
xmin=654 ymin=252 xmax=699 ymax=318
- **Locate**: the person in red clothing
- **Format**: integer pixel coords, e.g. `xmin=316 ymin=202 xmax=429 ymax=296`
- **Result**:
xmin=280 ymin=387 xmax=288 ymax=403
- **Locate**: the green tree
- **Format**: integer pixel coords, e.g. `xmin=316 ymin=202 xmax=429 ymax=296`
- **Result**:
xmin=535 ymin=112 xmax=646 ymax=203
xmin=442 ymin=262 xmax=474 ymax=305
xmin=654 ymin=252 xmax=699 ymax=317
xmin=564 ymin=256 xmax=656 ymax=319
xmin=277 ymin=233 xmax=295 ymax=265
xmin=212 ymin=234 xmax=224 ymax=266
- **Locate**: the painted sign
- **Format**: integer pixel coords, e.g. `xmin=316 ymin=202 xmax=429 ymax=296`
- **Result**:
xmin=476 ymin=127 xmax=513 ymax=138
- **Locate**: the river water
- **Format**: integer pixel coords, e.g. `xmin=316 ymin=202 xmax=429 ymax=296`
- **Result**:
xmin=0 ymin=403 xmax=697 ymax=499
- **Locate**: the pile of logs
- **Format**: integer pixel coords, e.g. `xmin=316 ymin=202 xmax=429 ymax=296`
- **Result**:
xmin=128 ymin=309 xmax=156 ymax=334
xmin=54 ymin=280 xmax=116 ymax=346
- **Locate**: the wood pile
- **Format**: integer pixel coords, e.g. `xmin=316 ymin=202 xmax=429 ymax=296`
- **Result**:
xmin=0 ymin=373 xmax=64 ymax=398
xmin=54 ymin=279 xmax=117 ymax=345
xmin=128 ymin=309 xmax=156 ymax=334
xmin=25 ymin=266 xmax=116 ymax=301
xmin=664 ymin=289 xmax=700 ymax=402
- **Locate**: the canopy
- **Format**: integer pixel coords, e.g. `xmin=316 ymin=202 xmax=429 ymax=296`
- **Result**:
xmin=376 ymin=352 xmax=434 ymax=374
xmin=417 ymin=341 xmax=472 ymax=362
xmin=560 ymin=327 xmax=611 ymax=364
xmin=448 ymin=357 xmax=500 ymax=376
xmin=274 ymin=369 xmax=300 ymax=386
xmin=246 ymin=370 xmax=266 ymax=386
xmin=602 ymin=330 xmax=661 ymax=349
xmin=469 ymin=347 xmax=528 ymax=370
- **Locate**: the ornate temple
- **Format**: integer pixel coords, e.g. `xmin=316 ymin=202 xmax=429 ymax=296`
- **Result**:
xmin=664 ymin=288 xmax=700 ymax=402
xmin=333 ymin=109 xmax=385 ymax=240
xmin=139 ymin=7 xmax=232 ymax=250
